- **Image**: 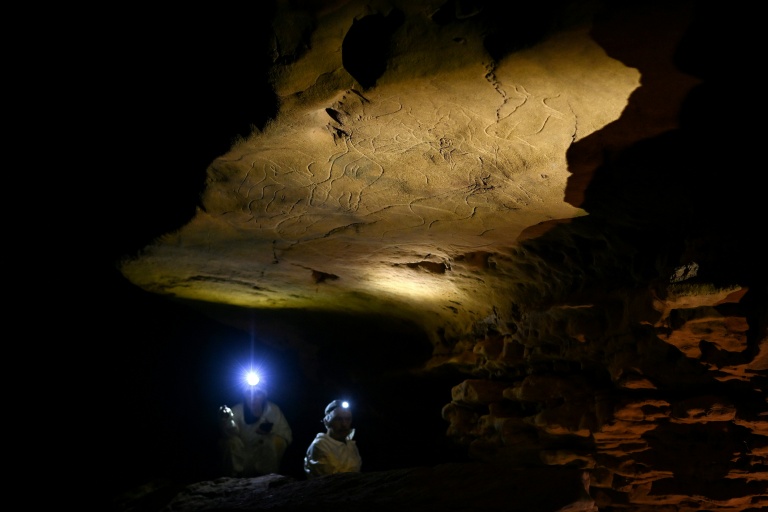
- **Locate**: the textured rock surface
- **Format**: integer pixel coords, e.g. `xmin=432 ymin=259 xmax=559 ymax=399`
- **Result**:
xmin=118 ymin=465 xmax=594 ymax=512
xmin=113 ymin=1 xmax=767 ymax=511
xmin=120 ymin=0 xmax=656 ymax=341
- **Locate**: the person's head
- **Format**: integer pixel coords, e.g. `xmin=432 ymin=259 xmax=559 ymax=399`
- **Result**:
xmin=241 ymin=385 xmax=268 ymax=423
xmin=245 ymin=385 xmax=268 ymax=410
xmin=323 ymin=400 xmax=353 ymax=441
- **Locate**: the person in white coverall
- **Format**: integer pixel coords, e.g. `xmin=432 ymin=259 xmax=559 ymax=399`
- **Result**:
xmin=219 ymin=383 xmax=292 ymax=477
xmin=304 ymin=399 xmax=362 ymax=478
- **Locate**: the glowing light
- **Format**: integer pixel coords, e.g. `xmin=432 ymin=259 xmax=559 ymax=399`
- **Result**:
xmin=245 ymin=370 xmax=261 ymax=387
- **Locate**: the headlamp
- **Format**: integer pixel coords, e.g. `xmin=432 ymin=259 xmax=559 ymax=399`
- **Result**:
xmin=324 ymin=399 xmax=351 ymax=415
xmin=245 ymin=370 xmax=261 ymax=387
xmin=242 ymin=369 xmax=269 ymax=396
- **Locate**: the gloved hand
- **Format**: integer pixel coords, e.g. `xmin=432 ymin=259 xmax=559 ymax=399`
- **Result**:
xmin=219 ymin=405 xmax=238 ymax=436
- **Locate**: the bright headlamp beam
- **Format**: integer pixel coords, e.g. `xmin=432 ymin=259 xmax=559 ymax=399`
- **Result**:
xmin=245 ymin=370 xmax=260 ymax=387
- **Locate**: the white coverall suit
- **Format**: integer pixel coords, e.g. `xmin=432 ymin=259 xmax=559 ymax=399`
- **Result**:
xmin=304 ymin=432 xmax=362 ymax=478
xmin=220 ymin=401 xmax=292 ymax=477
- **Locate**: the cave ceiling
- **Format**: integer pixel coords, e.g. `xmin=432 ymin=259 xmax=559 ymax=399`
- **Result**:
xmin=120 ymin=0 xmax=705 ymax=347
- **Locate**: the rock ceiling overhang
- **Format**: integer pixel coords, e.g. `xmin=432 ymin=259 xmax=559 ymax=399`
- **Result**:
xmin=119 ymin=0 xmax=699 ymax=345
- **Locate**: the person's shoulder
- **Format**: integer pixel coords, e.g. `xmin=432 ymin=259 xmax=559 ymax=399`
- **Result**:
xmin=317 ymin=434 xmax=346 ymax=447
xmin=307 ymin=433 xmax=325 ymax=450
